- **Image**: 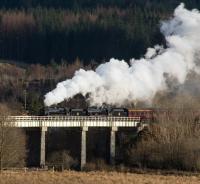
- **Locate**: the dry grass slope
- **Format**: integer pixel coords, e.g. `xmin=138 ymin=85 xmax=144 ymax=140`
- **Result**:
xmin=1 ymin=171 xmax=200 ymax=184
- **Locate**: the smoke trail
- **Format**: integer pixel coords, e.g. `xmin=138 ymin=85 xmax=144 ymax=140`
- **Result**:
xmin=44 ymin=4 xmax=200 ymax=107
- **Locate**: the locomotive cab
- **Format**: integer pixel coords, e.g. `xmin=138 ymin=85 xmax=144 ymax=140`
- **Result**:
xmin=87 ymin=107 xmax=101 ymax=116
xmin=87 ymin=107 xmax=108 ymax=116
xmin=109 ymin=108 xmax=128 ymax=117
xmin=70 ymin=108 xmax=87 ymax=116
xmin=44 ymin=106 xmax=67 ymax=116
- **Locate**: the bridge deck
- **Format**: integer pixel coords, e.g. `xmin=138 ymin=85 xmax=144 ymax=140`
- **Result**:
xmin=5 ymin=116 xmax=141 ymax=128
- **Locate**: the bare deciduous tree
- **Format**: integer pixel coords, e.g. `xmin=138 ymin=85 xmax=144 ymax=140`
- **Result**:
xmin=0 ymin=104 xmax=26 ymax=171
xmin=127 ymin=106 xmax=200 ymax=171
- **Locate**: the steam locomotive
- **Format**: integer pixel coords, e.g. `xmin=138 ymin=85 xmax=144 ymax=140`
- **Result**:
xmin=43 ymin=106 xmax=154 ymax=121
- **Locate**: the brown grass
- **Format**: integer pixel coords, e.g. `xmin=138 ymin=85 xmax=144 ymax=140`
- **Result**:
xmin=0 ymin=171 xmax=200 ymax=184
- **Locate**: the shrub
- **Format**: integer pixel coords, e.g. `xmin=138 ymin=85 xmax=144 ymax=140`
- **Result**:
xmin=83 ymin=159 xmax=112 ymax=171
xmin=127 ymin=109 xmax=200 ymax=171
xmin=47 ymin=150 xmax=78 ymax=170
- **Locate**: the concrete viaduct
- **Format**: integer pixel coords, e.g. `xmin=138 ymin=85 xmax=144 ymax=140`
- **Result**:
xmin=5 ymin=116 xmax=143 ymax=169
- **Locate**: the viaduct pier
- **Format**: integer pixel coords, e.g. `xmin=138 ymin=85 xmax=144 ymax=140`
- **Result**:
xmin=5 ymin=116 xmax=142 ymax=169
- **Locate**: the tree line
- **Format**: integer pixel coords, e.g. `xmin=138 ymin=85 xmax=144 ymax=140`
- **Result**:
xmin=0 ymin=0 xmax=200 ymax=9
xmin=0 ymin=1 xmax=199 ymax=65
xmin=0 ymin=6 xmax=166 ymax=65
xmin=0 ymin=0 xmax=200 ymax=64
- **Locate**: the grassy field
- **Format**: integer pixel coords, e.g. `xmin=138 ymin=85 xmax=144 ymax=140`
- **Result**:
xmin=1 ymin=171 xmax=200 ymax=184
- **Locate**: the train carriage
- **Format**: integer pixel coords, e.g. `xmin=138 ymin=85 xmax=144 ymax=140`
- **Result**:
xmin=128 ymin=109 xmax=154 ymax=122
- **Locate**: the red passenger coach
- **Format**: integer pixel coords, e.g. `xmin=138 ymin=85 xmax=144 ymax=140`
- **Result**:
xmin=128 ymin=109 xmax=154 ymax=122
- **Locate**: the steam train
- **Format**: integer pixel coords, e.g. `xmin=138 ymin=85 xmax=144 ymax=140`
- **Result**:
xmin=43 ymin=106 xmax=154 ymax=121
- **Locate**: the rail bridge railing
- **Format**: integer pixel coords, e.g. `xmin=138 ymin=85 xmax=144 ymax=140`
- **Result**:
xmin=4 ymin=116 xmax=141 ymax=128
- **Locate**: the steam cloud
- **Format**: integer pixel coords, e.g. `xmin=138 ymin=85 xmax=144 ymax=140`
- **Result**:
xmin=44 ymin=4 xmax=200 ymax=107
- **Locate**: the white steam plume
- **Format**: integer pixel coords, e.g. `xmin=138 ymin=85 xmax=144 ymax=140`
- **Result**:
xmin=44 ymin=4 xmax=200 ymax=107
